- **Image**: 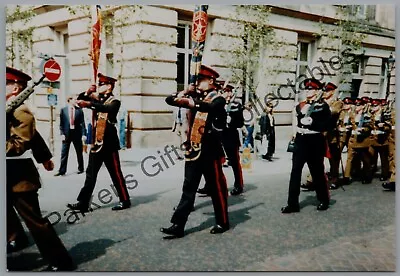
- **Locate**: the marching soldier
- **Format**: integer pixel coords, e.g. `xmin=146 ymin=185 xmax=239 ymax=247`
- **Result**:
xmin=67 ymin=73 xmax=131 ymax=212
xmin=382 ymin=100 xmax=396 ymax=191
xmin=369 ymin=98 xmax=391 ymax=181
xmin=338 ymin=97 xmax=354 ymax=153
xmin=6 ymin=67 xmax=75 ymax=271
xmin=197 ymin=81 xmax=245 ymax=196
xmin=8 ymin=131 xmax=54 ymax=253
xmin=321 ymin=82 xmax=344 ymax=189
xmin=342 ymin=97 xmax=373 ymax=185
xmin=281 ymin=78 xmax=332 ymax=213
xmin=161 ymin=65 xmax=229 ymax=237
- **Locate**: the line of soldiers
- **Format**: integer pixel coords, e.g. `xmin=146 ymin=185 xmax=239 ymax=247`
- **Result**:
xmin=300 ymin=82 xmax=396 ymax=192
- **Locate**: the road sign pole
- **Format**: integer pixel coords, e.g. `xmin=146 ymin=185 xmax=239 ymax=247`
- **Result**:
xmin=50 ymin=105 xmax=55 ymax=155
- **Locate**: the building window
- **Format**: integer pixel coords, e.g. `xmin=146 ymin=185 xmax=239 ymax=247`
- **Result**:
xmin=379 ymin=58 xmax=388 ymax=98
xmin=366 ymin=5 xmax=376 ymax=21
xmin=350 ymin=5 xmax=367 ymax=19
xmin=295 ymin=40 xmax=315 ymax=91
xmin=106 ymin=53 xmax=114 ymax=77
xmin=176 ymin=21 xmax=192 ymax=91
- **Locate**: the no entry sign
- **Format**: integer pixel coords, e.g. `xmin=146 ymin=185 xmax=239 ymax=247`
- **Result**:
xmin=43 ymin=59 xmax=61 ymax=82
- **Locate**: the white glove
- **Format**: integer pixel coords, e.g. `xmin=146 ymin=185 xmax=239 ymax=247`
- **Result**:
xmin=227 ymin=115 xmax=232 ymax=125
xmin=82 ymin=135 xmax=87 ymax=143
xmin=301 ymin=104 xmax=311 ymax=115
xmin=300 ymin=117 xmax=313 ymax=126
xmin=61 ymin=135 xmax=66 ymax=142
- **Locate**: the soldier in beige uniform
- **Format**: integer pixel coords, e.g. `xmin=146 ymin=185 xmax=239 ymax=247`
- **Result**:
xmin=342 ymin=97 xmax=373 ymax=184
xmin=6 ymin=67 xmax=75 ymax=271
xmin=382 ymin=101 xmax=395 ymax=191
xmin=322 ymin=82 xmax=344 ymax=190
xmin=369 ymin=98 xmax=391 ymax=181
xmin=338 ymin=97 xmax=354 ymax=153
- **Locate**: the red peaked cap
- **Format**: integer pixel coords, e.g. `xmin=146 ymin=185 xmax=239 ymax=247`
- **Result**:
xmin=216 ymin=80 xmax=234 ymax=91
xmin=322 ymin=82 xmax=338 ymax=92
xmin=355 ymin=98 xmax=364 ymax=105
xmin=371 ymin=98 xmax=381 ymax=106
xmin=303 ymin=78 xmax=323 ymax=90
xmin=361 ymin=96 xmax=371 ymax=104
xmin=380 ymin=99 xmax=388 ymax=105
xmin=98 ymin=73 xmax=117 ymax=85
xmin=6 ymin=66 xmax=32 ymax=83
xmin=343 ymin=97 xmax=354 ymax=105
xmin=198 ymin=65 xmax=220 ymax=80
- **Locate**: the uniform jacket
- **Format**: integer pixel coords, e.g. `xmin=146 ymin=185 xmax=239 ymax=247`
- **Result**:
xmin=165 ymin=89 xmax=226 ymax=160
xmin=370 ymin=108 xmax=391 ymax=146
xmin=6 ymin=105 xmax=51 ymax=193
xmin=326 ymin=99 xmax=344 ymax=144
xmin=78 ymin=92 xmax=121 ymax=152
xmin=348 ymin=108 xmax=373 ymax=148
xmin=296 ymin=101 xmax=332 ymax=132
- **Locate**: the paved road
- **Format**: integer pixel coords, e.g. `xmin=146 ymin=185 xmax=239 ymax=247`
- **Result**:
xmin=6 ymin=132 xmax=396 ymax=272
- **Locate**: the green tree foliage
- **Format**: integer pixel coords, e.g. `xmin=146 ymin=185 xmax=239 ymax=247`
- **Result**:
xmin=6 ymin=5 xmax=36 ymax=68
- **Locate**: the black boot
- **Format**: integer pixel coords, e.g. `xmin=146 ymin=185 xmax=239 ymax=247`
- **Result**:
xmin=210 ymin=224 xmax=229 ymax=234
xmin=281 ymin=205 xmax=300 ymax=214
xmin=160 ymin=224 xmax=184 ymax=238
xmin=230 ymin=187 xmax=243 ymax=196
xmin=111 ymin=200 xmax=131 ymax=211
xmin=67 ymin=202 xmax=90 ymax=213
xmin=382 ymin=182 xmax=395 ymax=191
xmin=317 ymin=202 xmax=329 ymax=211
xmin=197 ymin=187 xmax=210 ymax=196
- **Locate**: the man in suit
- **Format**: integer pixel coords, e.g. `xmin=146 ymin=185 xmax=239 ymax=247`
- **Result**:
xmin=259 ymin=102 xmax=276 ymax=161
xmin=67 ymin=73 xmax=131 ymax=212
xmin=6 ymin=66 xmax=75 ymax=271
xmin=55 ymin=96 xmax=87 ymax=176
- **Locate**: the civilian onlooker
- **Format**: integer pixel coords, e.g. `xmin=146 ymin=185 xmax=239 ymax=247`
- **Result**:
xmin=118 ymin=104 xmax=127 ymax=150
xmin=243 ymin=103 xmax=255 ymax=151
xmin=259 ymin=102 xmax=276 ymax=161
xmin=55 ymin=96 xmax=87 ymax=176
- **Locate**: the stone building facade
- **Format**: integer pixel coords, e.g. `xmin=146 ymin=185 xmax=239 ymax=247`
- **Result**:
xmin=6 ymin=4 xmax=396 ymax=148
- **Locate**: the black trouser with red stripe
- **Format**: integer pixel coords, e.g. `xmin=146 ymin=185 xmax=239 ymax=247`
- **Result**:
xmin=287 ymin=133 xmax=330 ymax=207
xmin=171 ymin=154 xmax=229 ymax=228
xmin=222 ymin=141 xmax=244 ymax=190
xmin=77 ymin=149 xmax=129 ymax=206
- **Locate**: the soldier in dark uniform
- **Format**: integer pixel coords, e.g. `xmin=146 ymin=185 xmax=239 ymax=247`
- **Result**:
xmin=161 ymin=65 xmax=229 ymax=237
xmin=6 ymin=67 xmax=75 ymax=271
xmin=67 ymin=73 xmax=131 ymax=212
xmin=281 ymin=78 xmax=332 ymax=213
xmin=197 ymin=82 xmax=245 ymax=196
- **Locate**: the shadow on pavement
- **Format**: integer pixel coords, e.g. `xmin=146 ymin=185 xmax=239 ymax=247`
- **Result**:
xmin=69 ymin=238 xmax=117 ymax=266
xmin=185 ymin=202 xmax=264 ymax=235
xmin=193 ymin=184 xmax=256 ymax=212
xmin=99 ymin=189 xmax=173 ymax=210
xmin=299 ymin=195 xmax=337 ymax=209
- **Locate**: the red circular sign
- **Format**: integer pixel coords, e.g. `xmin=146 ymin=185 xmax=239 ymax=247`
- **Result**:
xmin=43 ymin=59 xmax=61 ymax=82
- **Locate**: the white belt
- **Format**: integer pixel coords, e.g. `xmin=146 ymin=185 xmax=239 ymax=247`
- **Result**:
xmin=371 ymin=130 xmax=385 ymax=135
xmin=392 ymin=125 xmax=396 ymax=130
xmin=351 ymin=130 xmax=362 ymax=135
xmin=6 ymin=150 xmax=33 ymax=160
xmin=297 ymin=127 xmax=319 ymax=135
